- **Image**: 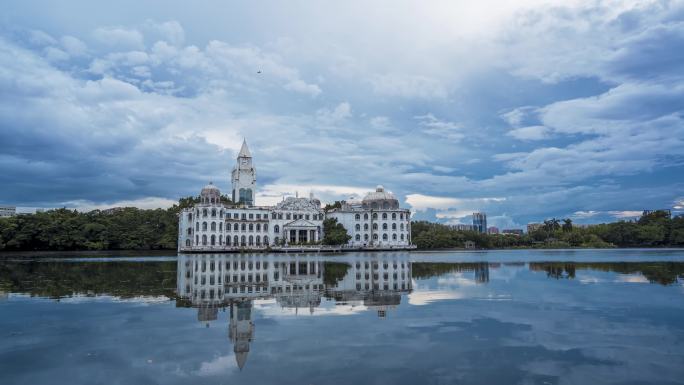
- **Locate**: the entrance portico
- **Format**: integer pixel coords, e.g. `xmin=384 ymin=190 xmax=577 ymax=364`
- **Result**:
xmin=284 ymin=219 xmax=320 ymax=244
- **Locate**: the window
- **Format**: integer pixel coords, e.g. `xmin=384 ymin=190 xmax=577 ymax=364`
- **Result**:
xmin=400 ymin=223 xmax=404 ymax=230
xmin=256 ymin=214 xmax=261 ymax=219
xmin=187 ymin=227 xmax=192 ymax=235
xmin=219 ymin=235 xmax=223 ymax=244
xmin=401 ymin=234 xmax=404 ymax=240
xmin=185 ymin=239 xmax=191 ymax=247
xmin=278 ymin=213 xmax=283 ymax=219
xmin=392 ymin=233 xmax=397 ymax=240
xmin=373 ymin=223 xmax=378 ymax=230
xmin=226 ymin=222 xmax=231 ymax=232
xmin=249 ymin=236 xmax=254 ymax=246
xmin=373 ymin=234 xmax=378 ymax=240
xmin=286 ymin=213 xmax=291 ymax=220
xmin=226 ymin=236 xmax=231 ymax=245
xmin=256 ymin=223 xmax=261 ymax=231
xmin=249 ymin=213 xmax=254 ymax=219
xmin=249 ymin=223 xmax=254 ymax=231
xmin=202 ymin=222 xmax=208 ymax=231
xmin=400 ymin=213 xmax=404 ymax=220
xmin=234 ymin=235 xmax=239 ymax=245
xmin=241 ymin=236 xmax=246 ymax=246
xmin=195 ymin=222 xmax=199 ymax=231
xmin=355 ymin=224 xmax=361 ymax=231
xmin=241 ymin=213 xmax=246 ymax=220
xmin=372 ymin=213 xmax=378 ymax=220
xmin=392 ymin=223 xmax=396 ymax=230
xmin=274 ymin=225 xmax=280 ymax=233
xmin=383 ymin=233 xmax=388 ymax=240
xmin=382 ymin=223 xmax=388 ymax=230
xmin=364 ymin=223 xmax=369 ymax=230
xmin=196 ymin=235 xmax=199 ymax=244
xmin=272 ymin=212 xmax=277 ymax=219
xmin=305 ymin=214 xmax=310 ymax=220
xmin=382 ymin=213 xmax=387 ymax=220
xmin=392 ymin=213 xmax=396 ymax=220
xmin=241 ymin=223 xmax=246 ymax=231
xmin=211 ymin=209 xmax=216 ymax=217
xmin=364 ymin=213 xmax=369 ymax=220
xmin=187 ymin=213 xmax=192 ymax=221
xmin=264 ymin=235 xmax=269 ymax=245
xmin=219 ymin=222 xmax=223 ymax=231
xmin=234 ymin=223 xmax=239 ymax=231
xmin=203 ymin=209 xmax=208 ymax=217
xmin=256 ymin=235 xmax=261 ymax=246
xmin=355 ymin=234 xmax=361 ymax=241
xmin=211 ymin=222 xmax=216 ymax=231
xmin=364 ymin=234 xmax=369 ymax=241
xmin=264 ymin=224 xmax=268 ymax=232
xmin=233 ymin=213 xmax=238 ymax=219
xmin=220 ymin=210 xmax=223 ymax=218
xmin=383 ymin=202 xmax=390 ymax=209
xmin=202 ymin=235 xmax=207 ymax=245
xmin=210 ymin=235 xmax=215 ymax=245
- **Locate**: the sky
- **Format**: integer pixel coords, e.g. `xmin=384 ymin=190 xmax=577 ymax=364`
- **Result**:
xmin=1 ymin=0 xmax=683 ymax=228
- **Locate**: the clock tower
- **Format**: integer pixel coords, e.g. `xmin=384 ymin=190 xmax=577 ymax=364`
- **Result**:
xmin=231 ymin=139 xmax=256 ymax=206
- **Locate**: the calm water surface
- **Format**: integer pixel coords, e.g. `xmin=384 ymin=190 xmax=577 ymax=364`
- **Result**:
xmin=1 ymin=249 xmax=684 ymax=385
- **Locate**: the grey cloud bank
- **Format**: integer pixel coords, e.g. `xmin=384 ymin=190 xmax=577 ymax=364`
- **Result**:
xmin=1 ymin=0 xmax=684 ymax=227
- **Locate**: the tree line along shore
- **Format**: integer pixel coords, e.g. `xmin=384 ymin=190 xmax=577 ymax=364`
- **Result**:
xmin=0 ymin=197 xmax=681 ymax=251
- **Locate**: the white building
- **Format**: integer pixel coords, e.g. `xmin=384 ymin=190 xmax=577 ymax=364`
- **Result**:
xmin=0 ymin=206 xmax=16 ymax=218
xmin=326 ymin=187 xmax=412 ymax=248
xmin=178 ymin=140 xmax=413 ymax=252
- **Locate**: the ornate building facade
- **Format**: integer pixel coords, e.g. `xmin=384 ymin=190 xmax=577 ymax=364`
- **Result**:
xmin=178 ymin=140 xmax=413 ymax=252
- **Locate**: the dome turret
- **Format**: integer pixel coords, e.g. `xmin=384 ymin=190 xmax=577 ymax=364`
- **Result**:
xmin=362 ymin=185 xmax=399 ymax=209
xmin=200 ymin=182 xmax=221 ymax=205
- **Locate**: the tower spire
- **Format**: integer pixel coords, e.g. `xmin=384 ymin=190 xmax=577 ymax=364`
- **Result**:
xmin=238 ymin=138 xmax=251 ymax=158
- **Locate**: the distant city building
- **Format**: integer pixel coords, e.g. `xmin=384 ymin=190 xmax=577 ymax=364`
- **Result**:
xmin=472 ymin=212 xmax=487 ymax=234
xmin=642 ymin=209 xmax=672 ymax=218
xmin=487 ymin=226 xmax=499 ymax=234
xmin=464 ymin=240 xmax=477 ymax=249
xmin=574 ymin=223 xmax=599 ymax=229
xmin=450 ymin=224 xmax=474 ymax=231
xmin=0 ymin=206 xmax=16 ymax=218
xmin=527 ymin=223 xmax=543 ymax=233
xmin=502 ymin=229 xmax=524 ymax=236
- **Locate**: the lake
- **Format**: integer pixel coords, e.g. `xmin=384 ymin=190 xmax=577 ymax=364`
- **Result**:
xmin=1 ymin=249 xmax=684 ymax=385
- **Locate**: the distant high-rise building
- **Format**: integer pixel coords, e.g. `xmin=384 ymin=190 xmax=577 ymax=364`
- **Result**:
xmin=502 ymin=229 xmax=524 ymax=235
xmin=487 ymin=226 xmax=499 ymax=234
xmin=472 ymin=212 xmax=487 ymax=234
xmin=0 ymin=206 xmax=16 ymax=218
xmin=451 ymin=224 xmax=474 ymax=231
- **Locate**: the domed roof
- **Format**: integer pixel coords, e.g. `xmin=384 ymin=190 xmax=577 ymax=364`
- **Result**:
xmin=362 ymin=185 xmax=397 ymax=203
xmin=200 ymin=182 xmax=220 ymax=196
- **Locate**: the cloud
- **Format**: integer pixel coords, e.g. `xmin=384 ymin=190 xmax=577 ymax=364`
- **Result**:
xmin=414 ymin=114 xmax=464 ymax=142
xmin=507 ymin=125 xmax=550 ymax=141
xmin=92 ymin=27 xmax=145 ymax=50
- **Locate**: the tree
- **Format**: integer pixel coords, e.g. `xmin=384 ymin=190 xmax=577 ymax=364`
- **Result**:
xmin=322 ymin=218 xmax=351 ymax=245
xmin=562 ymin=218 xmax=573 ymax=232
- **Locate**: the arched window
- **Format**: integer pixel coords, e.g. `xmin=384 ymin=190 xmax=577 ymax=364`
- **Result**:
xmin=256 ymin=235 xmax=261 ymax=246
xmin=373 ymin=234 xmax=378 ymax=240
xmin=195 ymin=235 xmax=199 ymax=244
xmin=219 ymin=222 xmax=223 ymax=231
xmin=364 ymin=213 xmax=369 ymax=220
xmin=249 ymin=223 xmax=253 ymax=231
xmin=264 ymin=236 xmax=269 ymax=245
xmin=226 ymin=236 xmax=231 ymax=246
xmin=248 ymin=236 xmax=254 ymax=246
xmin=274 ymin=236 xmax=279 ymax=245
xmin=211 ymin=222 xmax=216 ymax=231
xmin=392 ymin=213 xmax=396 ymax=220
xmin=355 ymin=224 xmax=361 ymax=231
xmin=219 ymin=235 xmax=223 ymax=244
xmin=274 ymin=225 xmax=280 ymax=233
xmin=202 ymin=235 xmax=207 ymax=245
xmin=373 ymin=223 xmax=378 ymax=230
xmin=241 ymin=223 xmax=246 ymax=231
xmin=400 ymin=223 xmax=404 ymax=230
xmin=264 ymin=224 xmax=268 ymax=232
xmin=401 ymin=234 xmax=404 ymax=240
xmin=211 ymin=209 xmax=216 ymax=217
xmin=355 ymin=234 xmax=361 ymax=241
xmin=400 ymin=213 xmax=404 ymax=220
xmin=234 ymin=223 xmax=239 ymax=231
xmin=272 ymin=212 xmax=277 ymax=219
xmin=372 ymin=213 xmax=378 ymax=220
xmin=185 ymin=239 xmax=191 ymax=247
xmin=234 ymin=235 xmax=239 ymax=245
xmin=355 ymin=214 xmax=360 ymax=221
xmin=364 ymin=234 xmax=369 ymax=241
xmin=392 ymin=223 xmax=396 ymax=230
xmin=241 ymin=236 xmax=246 ymax=246
xmin=195 ymin=222 xmax=199 ymax=231
xmin=364 ymin=223 xmax=369 ymax=230
xmin=382 ymin=233 xmax=388 ymax=240
xmin=202 ymin=222 xmax=207 ymax=231
xmin=203 ymin=209 xmax=208 ymax=217
xmin=392 ymin=233 xmax=397 ymax=240
xmin=382 ymin=223 xmax=388 ymax=230
xmin=211 ymin=235 xmax=216 ymax=245
xmin=256 ymin=223 xmax=261 ymax=231
xmin=382 ymin=213 xmax=387 ymax=220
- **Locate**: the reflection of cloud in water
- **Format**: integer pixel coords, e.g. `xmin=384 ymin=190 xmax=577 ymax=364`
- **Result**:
xmin=408 ymin=291 xmax=464 ymax=305
xmin=615 ymin=274 xmax=649 ymax=283
xmin=254 ymin=301 xmax=369 ymax=317
xmin=196 ymin=354 xmax=236 ymax=376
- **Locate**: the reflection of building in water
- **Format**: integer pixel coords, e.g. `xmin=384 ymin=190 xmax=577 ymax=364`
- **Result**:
xmin=176 ymin=253 xmax=412 ymax=368
xmin=474 ymin=263 xmax=489 ymax=284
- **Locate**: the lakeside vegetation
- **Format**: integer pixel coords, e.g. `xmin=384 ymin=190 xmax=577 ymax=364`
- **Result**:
xmin=411 ymin=211 xmax=684 ymax=249
xmin=0 ymin=202 xmax=681 ymax=251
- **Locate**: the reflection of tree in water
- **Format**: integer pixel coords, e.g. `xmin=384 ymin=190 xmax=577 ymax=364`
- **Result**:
xmin=0 ymin=260 xmax=177 ymax=299
xmin=529 ymin=262 xmax=684 ymax=285
xmin=412 ymin=262 xmax=490 ymax=283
